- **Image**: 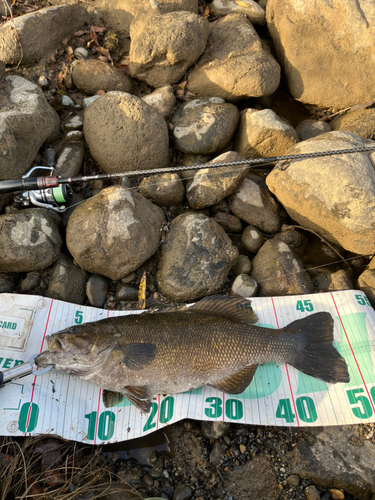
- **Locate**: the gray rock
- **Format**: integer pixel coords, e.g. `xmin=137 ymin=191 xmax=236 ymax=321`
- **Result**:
xmin=129 ymin=11 xmax=209 ymax=87
xmin=66 ymin=131 xmax=84 ymax=142
xmin=231 ymin=274 xmax=258 ymax=298
xmin=208 ymin=0 xmax=265 ymax=24
xmin=286 ymin=475 xmax=300 ymax=487
xmin=46 ymin=254 xmax=89 ymax=305
xmin=304 ymin=486 xmax=320 ymax=500
xmin=38 ymin=75 xmax=49 ymax=89
xmin=267 ymin=0 xmax=375 ymax=109
xmin=115 ymin=283 xmax=139 ymax=301
xmin=55 ymin=142 xmax=85 ymax=178
xmin=74 ymin=47 xmax=90 ymax=60
xmin=187 ymin=14 xmax=280 ymax=101
xmin=155 ymin=213 xmax=238 ymax=300
xmin=315 ymin=269 xmax=353 ymax=293
xmin=84 ymin=92 xmax=169 ymax=174
xmin=149 ymin=455 xmax=165 ymax=479
xmin=0 ymin=61 xmax=5 ymax=82
xmin=0 ymin=272 xmax=18 ymax=293
xmin=232 ymin=255 xmax=252 ymax=276
xmin=172 ymin=98 xmax=239 ymax=155
xmin=72 ymin=59 xmax=133 ymax=94
xmin=19 ymin=271 xmax=42 ymax=293
xmin=142 ymin=85 xmax=176 ymax=118
xmin=356 ymin=269 xmax=375 ymax=308
xmin=173 ymin=484 xmax=194 ymax=500
xmin=138 ymin=173 xmax=185 ymax=207
xmin=86 ymin=275 xmax=108 ymax=308
xmin=66 ymin=185 xmax=165 ymax=281
xmin=213 ymin=213 xmax=242 ymax=233
xmin=251 ymin=240 xmax=314 ymax=296
xmin=0 ymin=209 xmax=61 ymax=272
xmin=234 ymin=108 xmax=298 ymax=159
xmin=209 ymin=438 xmax=228 ymax=464
xmin=0 ymin=75 xmax=60 ymax=180
xmin=228 ymin=177 xmax=281 ymax=234
xmin=61 ymin=94 xmax=75 ymax=107
xmin=330 ymin=108 xmax=375 ymax=140
xmin=295 ymin=119 xmax=331 ymax=141
xmin=0 ymin=5 xmax=88 ymax=65
xmin=65 ymin=115 xmax=83 ymax=131
xmin=83 ymin=95 xmax=101 ymax=109
xmin=292 ymin=426 xmax=375 ymax=499
xmin=185 ymin=151 xmax=248 ymax=209
xmin=241 ymin=225 xmax=265 ymax=253
xmin=266 ymin=132 xmax=375 ymax=255
xmin=201 ymin=421 xmax=231 ymax=440
xmin=272 ymin=228 xmax=308 ymax=258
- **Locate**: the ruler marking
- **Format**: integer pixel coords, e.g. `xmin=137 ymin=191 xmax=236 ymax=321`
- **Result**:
xmin=271 ymin=298 xmax=299 ymax=427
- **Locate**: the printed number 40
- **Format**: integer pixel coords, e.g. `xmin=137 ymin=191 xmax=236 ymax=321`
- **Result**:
xmin=296 ymin=300 xmax=314 ymax=313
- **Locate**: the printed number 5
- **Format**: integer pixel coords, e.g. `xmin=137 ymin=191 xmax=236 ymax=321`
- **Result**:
xmin=75 ymin=311 xmax=83 ymax=324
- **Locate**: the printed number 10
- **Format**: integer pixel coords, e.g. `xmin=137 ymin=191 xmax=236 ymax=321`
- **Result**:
xmin=85 ymin=410 xmax=115 ymax=441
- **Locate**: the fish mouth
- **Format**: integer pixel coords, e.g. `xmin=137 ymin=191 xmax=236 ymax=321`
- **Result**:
xmin=46 ymin=336 xmax=64 ymax=353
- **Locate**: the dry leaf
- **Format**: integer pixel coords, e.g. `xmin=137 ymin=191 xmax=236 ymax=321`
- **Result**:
xmin=58 ymin=72 xmax=64 ymax=83
xmin=138 ymin=271 xmax=147 ymax=310
xmin=235 ymin=0 xmax=250 ymax=7
xmin=74 ymin=29 xmax=88 ymax=36
xmin=98 ymin=55 xmax=109 ymax=62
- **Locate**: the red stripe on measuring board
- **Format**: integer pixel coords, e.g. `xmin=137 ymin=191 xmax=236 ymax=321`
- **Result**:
xmin=24 ymin=299 xmax=54 ymax=436
xmin=93 ymin=310 xmax=111 ymax=443
xmin=330 ymin=293 xmax=375 ymax=414
xmin=271 ymin=298 xmax=300 ymax=427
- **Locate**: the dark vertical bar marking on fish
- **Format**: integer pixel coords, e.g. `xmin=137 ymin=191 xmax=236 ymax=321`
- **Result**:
xmin=330 ymin=293 xmax=375 ymax=414
xmin=271 ymin=297 xmax=300 ymax=427
xmin=24 ymin=299 xmax=54 ymax=436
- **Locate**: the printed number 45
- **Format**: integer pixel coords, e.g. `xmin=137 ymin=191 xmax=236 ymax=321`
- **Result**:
xmin=296 ymin=300 xmax=314 ymax=313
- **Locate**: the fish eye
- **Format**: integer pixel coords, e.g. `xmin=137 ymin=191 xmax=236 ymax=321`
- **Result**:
xmin=69 ymin=326 xmax=78 ymax=334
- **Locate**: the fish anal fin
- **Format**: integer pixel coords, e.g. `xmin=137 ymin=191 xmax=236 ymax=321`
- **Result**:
xmin=118 ymin=343 xmax=157 ymax=370
xmin=209 ymin=364 xmax=258 ymax=394
xmin=189 ymin=296 xmax=258 ymax=324
xmin=102 ymin=390 xmax=123 ymax=408
xmin=124 ymin=385 xmax=152 ymax=413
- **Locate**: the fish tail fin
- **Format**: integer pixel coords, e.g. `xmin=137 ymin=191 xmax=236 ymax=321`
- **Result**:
xmin=284 ymin=312 xmax=350 ymax=384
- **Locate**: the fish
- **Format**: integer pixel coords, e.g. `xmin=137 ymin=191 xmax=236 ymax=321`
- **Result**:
xmin=35 ymin=296 xmax=350 ymax=413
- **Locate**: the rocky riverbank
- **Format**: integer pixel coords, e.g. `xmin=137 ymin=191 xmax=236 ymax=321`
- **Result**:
xmin=0 ymin=1 xmax=375 ymax=499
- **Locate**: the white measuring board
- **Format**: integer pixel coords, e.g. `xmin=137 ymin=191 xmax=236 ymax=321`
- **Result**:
xmin=1 ymin=290 xmax=375 ymax=444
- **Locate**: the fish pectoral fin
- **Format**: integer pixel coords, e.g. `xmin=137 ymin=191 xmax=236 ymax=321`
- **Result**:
xmin=189 ymin=296 xmax=258 ymax=325
xmin=102 ymin=390 xmax=124 ymax=408
xmin=209 ymin=364 xmax=258 ymax=394
xmin=124 ymin=385 xmax=152 ymax=413
xmin=118 ymin=343 xmax=157 ymax=370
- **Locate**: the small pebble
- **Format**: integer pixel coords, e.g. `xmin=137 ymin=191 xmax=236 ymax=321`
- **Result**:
xmin=74 ymin=47 xmax=89 ymax=60
xmin=241 ymin=225 xmax=265 ymax=253
xmin=305 ymin=485 xmax=320 ymax=500
xmin=65 ymin=115 xmax=83 ymax=131
xmin=232 ymin=255 xmax=252 ymax=276
xmin=115 ymin=283 xmax=139 ymax=301
xmin=149 ymin=456 xmax=165 ymax=479
xmin=61 ymin=94 xmax=75 ymax=107
xmin=239 ymin=444 xmax=246 ymax=454
xmin=38 ymin=75 xmax=49 ymax=89
xmin=213 ymin=213 xmax=242 ymax=233
xmin=201 ymin=421 xmax=231 ymax=440
xmin=329 ymin=489 xmax=345 ymax=500
xmin=173 ymin=484 xmax=193 ymax=500
xmin=286 ymin=475 xmax=300 ymax=487
xmin=86 ymin=275 xmax=108 ymax=308
xmin=66 ymin=130 xmax=84 ymax=142
xmin=230 ymin=274 xmax=258 ymax=298
xmin=83 ymin=95 xmax=101 ymax=110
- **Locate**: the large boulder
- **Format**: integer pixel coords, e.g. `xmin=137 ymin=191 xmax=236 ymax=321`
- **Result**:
xmin=83 ymin=92 xmax=169 ymax=174
xmin=266 ymin=132 xmax=375 ymax=255
xmin=330 ymin=109 xmax=375 ymax=140
xmin=129 ymin=11 xmax=209 ymax=87
xmin=187 ymin=14 xmax=280 ymax=101
xmin=0 ymin=5 xmax=88 ymax=65
xmin=66 ymin=185 xmax=165 ymax=281
xmin=0 ymin=209 xmax=61 ymax=272
xmin=266 ymin=0 xmax=375 ymax=109
xmin=155 ymin=213 xmax=239 ymax=300
xmin=0 ymin=75 xmax=60 ymax=180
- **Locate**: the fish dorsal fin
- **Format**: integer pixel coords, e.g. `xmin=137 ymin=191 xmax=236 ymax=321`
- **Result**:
xmin=102 ymin=390 xmax=123 ymax=408
xmin=209 ymin=364 xmax=258 ymax=394
xmin=189 ymin=296 xmax=258 ymax=324
xmin=118 ymin=343 xmax=157 ymax=370
xmin=124 ymin=385 xmax=152 ymax=413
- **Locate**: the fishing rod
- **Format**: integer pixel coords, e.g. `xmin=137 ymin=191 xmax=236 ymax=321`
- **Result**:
xmin=1 ymin=145 xmax=375 ymax=211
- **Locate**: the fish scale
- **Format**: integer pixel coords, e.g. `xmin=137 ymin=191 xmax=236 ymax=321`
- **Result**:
xmin=35 ymin=296 xmax=350 ymax=413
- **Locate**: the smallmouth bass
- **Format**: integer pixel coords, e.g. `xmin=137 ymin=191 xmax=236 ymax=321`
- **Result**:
xmin=35 ymin=296 xmax=349 ymax=413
